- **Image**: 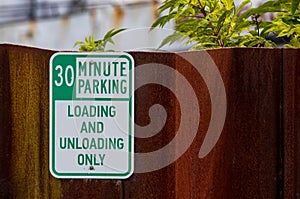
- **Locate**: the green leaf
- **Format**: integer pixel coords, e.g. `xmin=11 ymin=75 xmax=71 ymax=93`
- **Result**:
xmin=221 ymin=0 xmax=234 ymax=10
xmin=111 ymin=28 xmax=126 ymax=37
xmin=104 ymin=28 xmax=126 ymax=41
xmin=217 ymin=10 xmax=231 ymax=33
xmin=292 ymin=0 xmax=300 ymax=14
xmin=74 ymin=28 xmax=125 ymax=52
xmin=151 ymin=15 xmax=172 ymax=30
xmin=235 ymin=0 xmax=251 ymax=14
xmin=73 ymin=41 xmax=84 ymax=47
xmin=234 ymin=20 xmax=252 ymax=32
xmin=158 ymin=31 xmax=185 ymax=49
xmin=157 ymin=0 xmax=175 ymax=14
xmin=238 ymin=1 xmax=282 ymax=21
xmin=286 ymin=36 xmax=300 ymax=47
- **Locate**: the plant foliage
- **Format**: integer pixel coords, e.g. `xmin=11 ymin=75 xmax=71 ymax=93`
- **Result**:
xmin=151 ymin=0 xmax=300 ymax=49
xmin=262 ymin=0 xmax=300 ymax=47
xmin=74 ymin=28 xmax=126 ymax=51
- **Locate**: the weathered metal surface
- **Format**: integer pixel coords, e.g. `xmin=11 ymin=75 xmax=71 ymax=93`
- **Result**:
xmin=0 ymin=44 xmax=12 ymax=198
xmin=0 ymin=45 xmax=62 ymax=198
xmin=175 ymin=49 xmax=282 ymax=198
xmin=283 ymin=49 xmax=300 ymax=199
xmin=124 ymin=49 xmax=282 ymax=198
xmin=0 ymin=44 xmax=122 ymax=199
xmin=0 ymin=44 xmax=297 ymax=198
xmin=124 ymin=52 xmax=178 ymax=199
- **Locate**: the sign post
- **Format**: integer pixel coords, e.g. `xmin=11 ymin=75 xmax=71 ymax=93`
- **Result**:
xmin=49 ymin=52 xmax=134 ymax=179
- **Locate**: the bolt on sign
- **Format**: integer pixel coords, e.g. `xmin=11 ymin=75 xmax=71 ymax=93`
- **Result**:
xmin=49 ymin=52 xmax=134 ymax=179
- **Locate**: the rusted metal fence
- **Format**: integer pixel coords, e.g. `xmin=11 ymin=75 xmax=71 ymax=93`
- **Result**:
xmin=0 ymin=44 xmax=298 ymax=198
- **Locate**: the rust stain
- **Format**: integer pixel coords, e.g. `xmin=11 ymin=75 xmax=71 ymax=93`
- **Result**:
xmin=28 ymin=19 xmax=37 ymax=38
xmin=113 ymin=6 xmax=125 ymax=28
xmin=89 ymin=9 xmax=98 ymax=35
xmin=151 ymin=0 xmax=159 ymax=21
xmin=20 ymin=20 xmax=37 ymax=41
xmin=61 ymin=15 xmax=70 ymax=28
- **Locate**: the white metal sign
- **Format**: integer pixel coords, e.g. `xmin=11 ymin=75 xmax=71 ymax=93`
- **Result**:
xmin=49 ymin=52 xmax=134 ymax=179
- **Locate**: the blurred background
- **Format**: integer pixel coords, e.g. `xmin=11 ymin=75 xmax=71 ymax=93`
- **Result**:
xmin=0 ymin=0 xmax=264 ymax=51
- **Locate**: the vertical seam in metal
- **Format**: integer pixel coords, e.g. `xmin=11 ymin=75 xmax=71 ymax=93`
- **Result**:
xmin=280 ymin=48 xmax=285 ymax=199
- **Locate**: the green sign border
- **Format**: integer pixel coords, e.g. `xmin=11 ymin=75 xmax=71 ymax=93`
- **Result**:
xmin=49 ymin=52 xmax=134 ymax=179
